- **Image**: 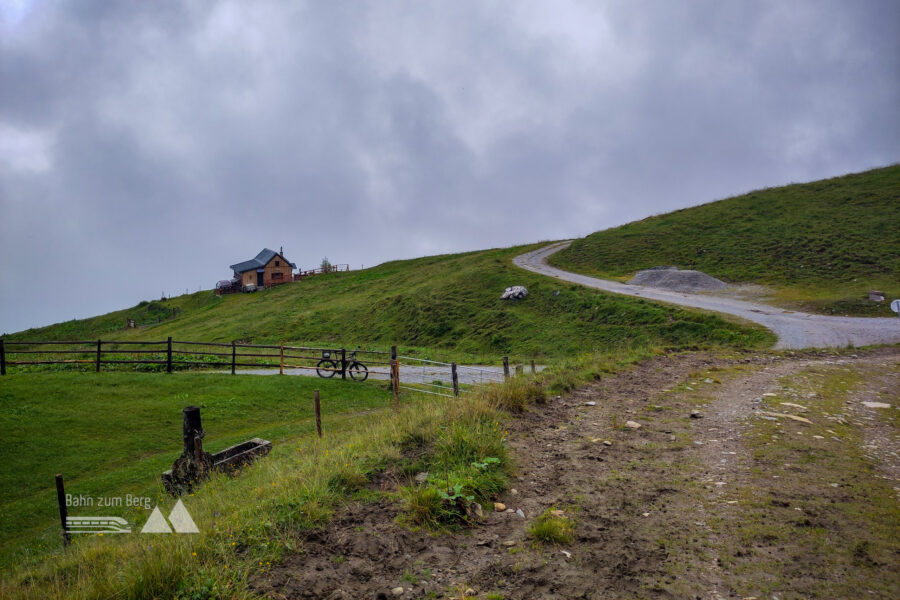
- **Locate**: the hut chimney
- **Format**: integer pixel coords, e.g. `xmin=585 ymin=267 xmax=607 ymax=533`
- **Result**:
xmin=280 ymin=245 xmax=283 ymax=255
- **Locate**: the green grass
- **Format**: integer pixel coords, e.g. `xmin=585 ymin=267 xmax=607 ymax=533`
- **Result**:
xmin=0 ymin=372 xmax=392 ymax=568
xmin=0 ymin=371 xmax=525 ymax=599
xmin=527 ymin=508 xmax=575 ymax=545
xmin=3 ymin=244 xmax=774 ymax=363
xmin=551 ymin=165 xmax=900 ymax=316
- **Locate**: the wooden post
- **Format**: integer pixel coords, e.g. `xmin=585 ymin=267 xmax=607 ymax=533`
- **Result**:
xmin=231 ymin=341 xmax=236 ymax=375
xmin=55 ymin=474 xmax=70 ymax=546
xmin=391 ymin=345 xmax=399 ymax=408
xmin=515 ymin=364 xmax=523 ymax=376
xmin=182 ymin=406 xmax=203 ymax=456
xmin=531 ymin=359 xmax=536 ymax=374
xmin=502 ymin=356 xmax=510 ymax=380
xmin=96 ymin=339 xmax=102 ymax=372
xmin=340 ymin=348 xmax=346 ymax=380
xmin=0 ymin=339 xmax=5 ymax=376
xmin=166 ymin=337 xmax=173 ymax=373
xmin=279 ymin=343 xmax=284 ymax=375
xmin=451 ymin=362 xmax=459 ymax=397
xmin=314 ymin=390 xmax=322 ymax=437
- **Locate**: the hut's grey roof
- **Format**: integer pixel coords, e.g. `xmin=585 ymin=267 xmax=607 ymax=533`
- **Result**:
xmin=230 ymin=248 xmax=297 ymax=273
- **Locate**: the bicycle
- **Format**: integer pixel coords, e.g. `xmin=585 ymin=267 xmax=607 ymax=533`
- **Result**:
xmin=316 ymin=350 xmax=368 ymax=381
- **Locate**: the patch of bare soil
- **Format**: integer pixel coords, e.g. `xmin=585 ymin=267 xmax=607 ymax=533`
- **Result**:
xmin=254 ymin=348 xmax=899 ymax=600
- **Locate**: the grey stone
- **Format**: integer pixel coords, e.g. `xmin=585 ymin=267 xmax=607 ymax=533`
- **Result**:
xmin=501 ymin=285 xmax=528 ymax=300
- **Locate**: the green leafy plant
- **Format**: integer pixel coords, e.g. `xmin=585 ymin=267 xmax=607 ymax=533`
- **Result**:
xmin=438 ymin=482 xmax=474 ymax=503
xmin=471 ymin=457 xmax=501 ymax=470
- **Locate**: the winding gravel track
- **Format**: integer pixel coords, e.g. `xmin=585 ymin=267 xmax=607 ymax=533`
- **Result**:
xmin=514 ymin=242 xmax=900 ymax=350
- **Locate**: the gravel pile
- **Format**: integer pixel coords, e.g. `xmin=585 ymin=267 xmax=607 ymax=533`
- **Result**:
xmin=628 ymin=266 xmax=728 ymax=293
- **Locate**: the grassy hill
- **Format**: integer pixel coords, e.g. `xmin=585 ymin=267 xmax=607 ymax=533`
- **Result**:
xmin=550 ymin=165 xmax=900 ymax=316
xmin=3 ymin=244 xmax=773 ymax=363
xmin=0 ymin=373 xmax=392 ymax=567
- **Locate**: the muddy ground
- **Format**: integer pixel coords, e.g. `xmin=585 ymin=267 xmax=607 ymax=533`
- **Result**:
xmin=255 ymin=348 xmax=899 ymax=600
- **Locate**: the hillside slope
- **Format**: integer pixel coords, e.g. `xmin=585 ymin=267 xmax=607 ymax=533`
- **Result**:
xmin=4 ymin=245 xmax=773 ymax=361
xmin=550 ymin=166 xmax=900 ymax=316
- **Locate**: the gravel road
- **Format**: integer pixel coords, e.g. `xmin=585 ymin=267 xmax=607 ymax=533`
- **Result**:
xmin=225 ymin=363 xmax=544 ymax=385
xmin=514 ymin=242 xmax=900 ymax=350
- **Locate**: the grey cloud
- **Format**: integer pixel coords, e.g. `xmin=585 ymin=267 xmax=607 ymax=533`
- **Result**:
xmin=1 ymin=0 xmax=898 ymax=333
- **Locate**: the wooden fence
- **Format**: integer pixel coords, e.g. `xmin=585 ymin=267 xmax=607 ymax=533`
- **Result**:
xmin=0 ymin=338 xmax=392 ymax=380
xmin=295 ymin=264 xmax=350 ymax=279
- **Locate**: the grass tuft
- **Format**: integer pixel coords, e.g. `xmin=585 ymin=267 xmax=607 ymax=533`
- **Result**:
xmin=528 ymin=508 xmax=575 ymax=545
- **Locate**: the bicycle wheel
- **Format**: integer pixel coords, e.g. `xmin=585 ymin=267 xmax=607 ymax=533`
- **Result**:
xmin=316 ymin=359 xmax=338 ymax=378
xmin=348 ymin=362 xmax=368 ymax=381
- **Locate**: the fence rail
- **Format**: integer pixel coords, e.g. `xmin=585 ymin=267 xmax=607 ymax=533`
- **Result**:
xmin=0 ymin=339 xmax=537 ymax=402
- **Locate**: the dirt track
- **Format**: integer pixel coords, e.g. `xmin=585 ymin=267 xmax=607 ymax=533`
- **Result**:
xmin=514 ymin=242 xmax=900 ymax=350
xmin=255 ymin=348 xmax=900 ymax=599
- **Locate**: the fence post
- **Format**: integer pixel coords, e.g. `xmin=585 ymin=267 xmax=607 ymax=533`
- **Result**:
xmin=55 ymin=474 xmax=70 ymax=546
xmin=340 ymin=348 xmax=346 ymax=380
xmin=314 ymin=389 xmax=322 ymax=437
xmin=231 ymin=341 xmax=236 ymax=375
xmin=166 ymin=337 xmax=173 ymax=373
xmin=96 ymin=339 xmax=102 ymax=372
xmin=279 ymin=343 xmax=284 ymax=375
xmin=515 ymin=364 xmax=523 ymax=376
xmin=502 ymin=356 xmax=509 ymax=380
xmin=391 ymin=345 xmax=399 ymax=408
xmin=0 ymin=339 xmax=5 ymax=376
xmin=451 ymin=362 xmax=459 ymax=397
xmin=531 ymin=359 xmax=536 ymax=374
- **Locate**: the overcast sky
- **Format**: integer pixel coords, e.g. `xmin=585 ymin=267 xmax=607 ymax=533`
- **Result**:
xmin=1 ymin=0 xmax=898 ymax=334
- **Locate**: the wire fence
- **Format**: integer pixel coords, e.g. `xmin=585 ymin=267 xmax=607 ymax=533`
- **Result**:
xmin=396 ymin=355 xmax=510 ymax=398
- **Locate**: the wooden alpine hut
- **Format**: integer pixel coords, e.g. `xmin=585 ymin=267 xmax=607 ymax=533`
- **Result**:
xmin=230 ymin=247 xmax=297 ymax=289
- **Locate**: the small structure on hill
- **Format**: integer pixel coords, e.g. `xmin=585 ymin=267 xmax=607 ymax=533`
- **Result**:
xmin=229 ymin=247 xmax=297 ymax=290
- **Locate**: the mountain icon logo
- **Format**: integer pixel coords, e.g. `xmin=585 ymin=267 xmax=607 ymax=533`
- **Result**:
xmin=140 ymin=499 xmax=199 ymax=534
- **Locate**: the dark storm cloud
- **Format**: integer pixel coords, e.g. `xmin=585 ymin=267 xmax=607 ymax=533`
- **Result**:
xmin=1 ymin=0 xmax=898 ymax=333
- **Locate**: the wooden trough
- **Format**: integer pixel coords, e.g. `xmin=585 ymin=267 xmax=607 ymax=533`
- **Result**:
xmin=162 ymin=406 xmax=271 ymax=495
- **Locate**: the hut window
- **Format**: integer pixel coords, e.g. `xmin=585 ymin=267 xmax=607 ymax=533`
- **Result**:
xmin=275 ymin=260 xmax=280 ymax=266
xmin=272 ymin=272 xmax=284 ymax=280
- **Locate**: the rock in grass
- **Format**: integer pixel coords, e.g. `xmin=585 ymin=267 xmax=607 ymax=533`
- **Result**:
xmin=413 ymin=472 xmax=428 ymax=485
xmin=690 ymin=410 xmax=703 ymax=419
xmin=863 ymin=401 xmax=891 ymax=409
xmin=494 ymin=502 xmax=507 ymax=512
xmin=757 ymin=411 xmax=812 ymax=424
xmin=625 ymin=420 xmax=642 ymax=429
xmin=584 ymin=401 xmax=596 ymax=406
xmin=391 ymin=587 xmax=404 ymax=596
xmin=501 ymin=286 xmax=528 ymax=300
